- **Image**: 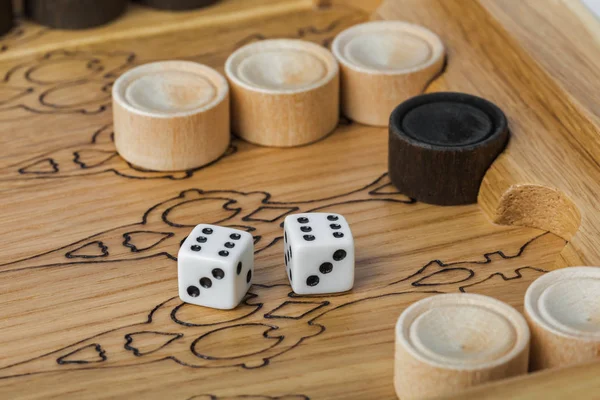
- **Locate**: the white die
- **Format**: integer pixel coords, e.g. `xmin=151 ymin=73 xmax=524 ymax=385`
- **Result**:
xmin=283 ymin=213 xmax=354 ymax=295
xmin=178 ymin=224 xmax=254 ymax=309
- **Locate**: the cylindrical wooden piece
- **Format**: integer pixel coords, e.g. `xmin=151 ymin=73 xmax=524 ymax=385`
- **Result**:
xmin=389 ymin=92 xmax=509 ymax=205
xmin=24 ymin=0 xmax=127 ymax=30
xmin=525 ymin=266 xmax=600 ymax=371
xmin=135 ymin=0 xmax=219 ymax=11
xmin=225 ymin=39 xmax=339 ymax=147
xmin=0 ymin=0 xmax=13 ymax=36
xmin=332 ymin=21 xmax=445 ymax=127
xmin=112 ymin=61 xmax=230 ymax=171
xmin=394 ymin=293 xmax=530 ymax=400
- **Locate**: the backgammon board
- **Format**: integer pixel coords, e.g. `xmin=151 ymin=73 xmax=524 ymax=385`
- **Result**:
xmin=1 ymin=0 xmax=599 ymax=398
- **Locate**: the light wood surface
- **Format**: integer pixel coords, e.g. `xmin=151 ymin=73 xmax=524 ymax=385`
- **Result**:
xmin=478 ymin=0 xmax=600 ymax=136
xmin=525 ymin=266 xmax=600 ymax=371
xmin=0 ymin=0 xmax=315 ymax=62
xmin=394 ymin=293 xmax=530 ymax=399
xmin=113 ymin=61 xmax=230 ymax=170
xmin=0 ymin=0 xmax=598 ymax=398
xmin=225 ymin=39 xmax=339 ymax=147
xmin=436 ymin=358 xmax=600 ymax=400
xmin=136 ymin=0 xmax=220 ymax=11
xmin=332 ymin=21 xmax=444 ymax=127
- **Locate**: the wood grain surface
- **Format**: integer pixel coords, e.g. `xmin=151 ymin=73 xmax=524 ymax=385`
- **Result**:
xmin=135 ymin=0 xmax=220 ymax=11
xmin=0 ymin=0 xmax=597 ymax=398
xmin=436 ymin=359 xmax=600 ymax=400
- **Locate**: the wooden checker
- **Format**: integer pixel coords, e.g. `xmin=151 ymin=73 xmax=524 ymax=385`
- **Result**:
xmin=394 ymin=293 xmax=530 ymax=399
xmin=0 ymin=0 xmax=599 ymax=399
xmin=525 ymin=267 xmax=600 ymax=371
xmin=0 ymin=0 xmax=13 ymax=36
xmin=24 ymin=0 xmax=128 ymax=30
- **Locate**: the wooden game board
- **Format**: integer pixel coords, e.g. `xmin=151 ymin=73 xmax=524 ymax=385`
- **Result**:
xmin=0 ymin=0 xmax=599 ymax=398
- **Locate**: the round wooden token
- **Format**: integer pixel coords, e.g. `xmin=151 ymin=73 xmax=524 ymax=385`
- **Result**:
xmin=0 ymin=0 xmax=13 ymax=36
xmin=525 ymin=267 xmax=600 ymax=371
xmin=135 ymin=0 xmax=219 ymax=11
xmin=112 ymin=61 xmax=230 ymax=171
xmin=24 ymin=0 xmax=127 ymax=30
xmin=395 ymin=293 xmax=530 ymax=400
xmin=332 ymin=21 xmax=445 ymax=127
xmin=389 ymin=92 xmax=509 ymax=205
xmin=225 ymin=39 xmax=339 ymax=147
